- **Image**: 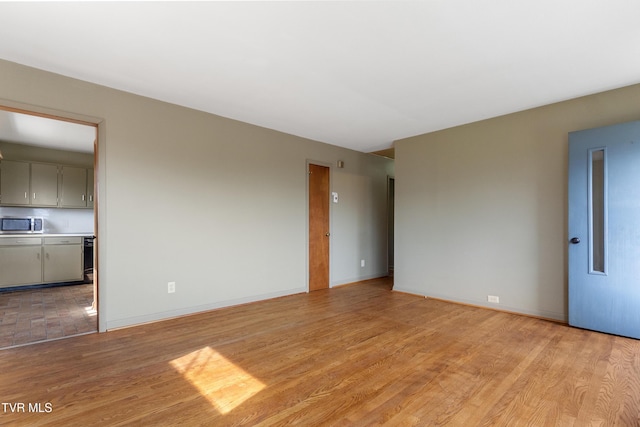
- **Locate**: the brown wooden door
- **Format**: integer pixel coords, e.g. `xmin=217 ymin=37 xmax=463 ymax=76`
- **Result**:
xmin=309 ymin=163 xmax=330 ymax=291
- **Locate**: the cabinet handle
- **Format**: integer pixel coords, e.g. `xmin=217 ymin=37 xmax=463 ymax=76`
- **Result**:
xmin=37 ymin=252 xmax=40 ymax=260
xmin=33 ymin=192 xmax=36 ymax=200
xmin=82 ymin=194 xmax=86 ymax=201
xmin=89 ymin=195 xmax=93 ymax=202
xmin=24 ymin=192 xmax=27 ymax=199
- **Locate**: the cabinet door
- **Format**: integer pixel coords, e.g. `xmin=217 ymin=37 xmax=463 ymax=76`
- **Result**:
xmin=43 ymin=244 xmax=83 ymax=283
xmin=0 ymin=160 xmax=30 ymax=205
xmin=60 ymin=166 xmax=88 ymax=207
xmin=31 ymin=163 xmax=58 ymax=206
xmin=0 ymin=246 xmax=43 ymax=287
xmin=87 ymin=168 xmax=95 ymax=207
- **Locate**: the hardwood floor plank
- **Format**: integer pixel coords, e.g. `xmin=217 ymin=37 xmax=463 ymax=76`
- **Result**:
xmin=1 ymin=277 xmax=640 ymax=426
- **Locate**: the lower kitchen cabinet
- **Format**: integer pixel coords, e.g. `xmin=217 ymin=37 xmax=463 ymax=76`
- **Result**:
xmin=43 ymin=237 xmax=83 ymax=283
xmin=0 ymin=236 xmax=84 ymax=288
xmin=0 ymin=237 xmax=43 ymax=288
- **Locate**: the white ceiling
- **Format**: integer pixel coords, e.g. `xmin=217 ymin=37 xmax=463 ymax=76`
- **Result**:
xmin=0 ymin=110 xmax=95 ymax=153
xmin=0 ymin=1 xmax=639 ymax=154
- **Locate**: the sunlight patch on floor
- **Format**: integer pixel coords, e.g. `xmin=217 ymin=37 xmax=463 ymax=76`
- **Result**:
xmin=170 ymin=346 xmax=266 ymax=414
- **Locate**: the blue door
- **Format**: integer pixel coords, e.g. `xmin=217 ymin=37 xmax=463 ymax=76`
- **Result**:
xmin=568 ymin=120 xmax=640 ymax=339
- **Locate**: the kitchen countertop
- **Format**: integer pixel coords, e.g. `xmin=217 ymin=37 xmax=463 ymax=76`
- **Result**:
xmin=0 ymin=233 xmax=94 ymax=238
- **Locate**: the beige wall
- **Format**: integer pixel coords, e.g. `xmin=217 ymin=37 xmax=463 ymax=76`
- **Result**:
xmin=0 ymin=59 xmax=393 ymax=330
xmin=394 ymin=83 xmax=640 ymax=321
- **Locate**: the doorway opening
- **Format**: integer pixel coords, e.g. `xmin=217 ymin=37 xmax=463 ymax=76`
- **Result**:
xmin=0 ymin=106 xmax=99 ymax=349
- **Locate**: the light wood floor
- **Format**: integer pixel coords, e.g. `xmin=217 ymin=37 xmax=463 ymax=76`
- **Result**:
xmin=1 ymin=277 xmax=639 ymax=426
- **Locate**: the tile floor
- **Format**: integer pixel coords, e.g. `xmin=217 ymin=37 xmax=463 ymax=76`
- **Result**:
xmin=0 ymin=283 xmax=97 ymax=349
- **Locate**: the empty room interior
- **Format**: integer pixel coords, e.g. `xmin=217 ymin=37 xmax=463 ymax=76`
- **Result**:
xmin=1 ymin=2 xmax=640 ymax=425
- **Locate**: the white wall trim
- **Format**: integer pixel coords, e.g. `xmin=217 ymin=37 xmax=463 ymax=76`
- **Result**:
xmin=105 ymin=286 xmax=307 ymax=331
xmin=392 ymin=286 xmax=567 ymax=323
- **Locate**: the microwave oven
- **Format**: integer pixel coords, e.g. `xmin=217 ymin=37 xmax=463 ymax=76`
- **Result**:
xmin=0 ymin=217 xmax=44 ymax=234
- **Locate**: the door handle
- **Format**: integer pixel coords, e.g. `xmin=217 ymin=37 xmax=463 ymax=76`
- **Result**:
xmin=570 ymin=237 xmax=581 ymax=244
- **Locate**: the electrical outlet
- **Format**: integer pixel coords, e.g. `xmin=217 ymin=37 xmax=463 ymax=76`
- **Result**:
xmin=168 ymin=281 xmax=176 ymax=294
xmin=487 ymin=295 xmax=499 ymax=303
xmin=361 ymin=259 xmax=365 ymax=267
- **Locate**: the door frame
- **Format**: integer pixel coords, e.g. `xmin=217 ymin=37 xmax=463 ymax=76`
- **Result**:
xmin=306 ymin=159 xmax=333 ymax=291
xmin=0 ymin=100 xmax=106 ymax=332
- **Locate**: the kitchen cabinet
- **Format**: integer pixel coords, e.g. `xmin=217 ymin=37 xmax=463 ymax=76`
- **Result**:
xmin=0 ymin=160 xmax=58 ymax=207
xmin=43 ymin=237 xmax=83 ymax=283
xmin=60 ymin=166 xmax=90 ymax=208
xmin=0 ymin=236 xmax=84 ymax=288
xmin=1 ymin=160 xmax=93 ymax=208
xmin=87 ymin=168 xmax=95 ymax=206
xmin=30 ymin=163 xmax=59 ymax=207
xmin=0 ymin=237 xmax=43 ymax=288
xmin=0 ymin=160 xmax=30 ymax=205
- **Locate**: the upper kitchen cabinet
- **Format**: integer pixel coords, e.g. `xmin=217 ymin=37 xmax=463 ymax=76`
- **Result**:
xmin=60 ymin=166 xmax=93 ymax=208
xmin=0 ymin=160 xmax=95 ymax=208
xmin=0 ymin=160 xmax=30 ymax=205
xmin=87 ymin=168 xmax=94 ymax=206
xmin=30 ymin=162 xmax=59 ymax=207
xmin=0 ymin=160 xmax=58 ymax=207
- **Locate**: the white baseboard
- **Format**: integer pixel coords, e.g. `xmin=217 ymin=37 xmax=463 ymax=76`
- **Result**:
xmin=393 ymin=287 xmax=566 ymax=323
xmin=106 ymin=286 xmax=307 ymax=331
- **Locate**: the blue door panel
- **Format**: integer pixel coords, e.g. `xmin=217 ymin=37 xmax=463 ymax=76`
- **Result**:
xmin=568 ymin=120 xmax=640 ymax=339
